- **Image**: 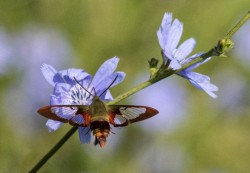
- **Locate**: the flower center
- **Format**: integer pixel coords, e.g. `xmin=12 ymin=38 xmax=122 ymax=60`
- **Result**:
xmin=69 ymin=84 xmax=92 ymax=105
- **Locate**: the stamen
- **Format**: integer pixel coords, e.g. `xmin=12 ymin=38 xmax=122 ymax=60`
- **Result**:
xmin=67 ymin=84 xmax=92 ymax=105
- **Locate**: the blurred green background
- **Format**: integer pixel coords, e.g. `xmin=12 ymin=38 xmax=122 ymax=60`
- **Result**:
xmin=0 ymin=0 xmax=250 ymax=172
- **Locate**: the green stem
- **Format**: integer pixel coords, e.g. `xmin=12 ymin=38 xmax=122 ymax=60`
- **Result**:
xmin=29 ymin=126 xmax=78 ymax=173
xmin=107 ymin=80 xmax=153 ymax=105
xmin=225 ymin=10 xmax=250 ymax=39
xmin=176 ymin=48 xmax=215 ymax=73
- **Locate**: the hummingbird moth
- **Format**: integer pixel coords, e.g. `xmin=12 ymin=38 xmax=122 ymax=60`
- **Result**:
xmin=37 ymin=76 xmax=159 ymax=147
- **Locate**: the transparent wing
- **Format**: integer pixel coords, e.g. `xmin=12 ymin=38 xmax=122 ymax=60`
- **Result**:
xmin=114 ymin=114 xmax=128 ymax=125
xmin=108 ymin=105 xmax=159 ymax=127
xmin=37 ymin=105 xmax=89 ymax=126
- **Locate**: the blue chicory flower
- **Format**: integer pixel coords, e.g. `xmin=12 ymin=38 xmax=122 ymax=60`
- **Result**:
xmin=41 ymin=57 xmax=126 ymax=144
xmin=157 ymin=13 xmax=218 ymax=98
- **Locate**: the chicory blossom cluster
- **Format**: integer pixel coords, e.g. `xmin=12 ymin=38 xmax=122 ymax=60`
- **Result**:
xmin=157 ymin=13 xmax=218 ymax=98
xmin=41 ymin=57 xmax=125 ymax=143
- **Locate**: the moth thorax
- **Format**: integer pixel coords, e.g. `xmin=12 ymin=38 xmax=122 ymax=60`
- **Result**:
xmin=90 ymin=121 xmax=110 ymax=148
xmin=90 ymin=99 xmax=106 ymax=115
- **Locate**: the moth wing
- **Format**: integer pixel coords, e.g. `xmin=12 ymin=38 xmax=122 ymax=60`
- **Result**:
xmin=37 ymin=105 xmax=89 ymax=126
xmin=108 ymin=105 xmax=158 ymax=127
xmin=37 ymin=105 xmax=69 ymax=123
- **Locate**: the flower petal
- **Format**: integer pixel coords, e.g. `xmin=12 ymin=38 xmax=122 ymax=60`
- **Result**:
xmin=55 ymin=68 xmax=91 ymax=85
xmin=46 ymin=119 xmax=63 ymax=132
xmin=94 ymin=71 xmax=126 ymax=96
xmin=175 ymin=38 xmax=196 ymax=61
xmin=178 ymin=71 xmax=218 ymax=98
xmin=162 ymin=49 xmax=174 ymax=61
xmin=180 ymin=53 xmax=210 ymax=72
xmin=41 ymin=64 xmax=57 ymax=86
xmin=157 ymin=13 xmax=173 ymax=49
xmin=169 ymin=59 xmax=182 ymax=70
xmin=78 ymin=126 xmax=91 ymax=144
xmin=91 ymin=57 xmax=119 ymax=88
xmin=187 ymin=58 xmax=210 ymax=72
xmin=165 ymin=19 xmax=183 ymax=52
xmin=53 ymin=83 xmax=72 ymax=94
xmin=50 ymin=95 xmax=61 ymax=105
xmin=71 ymin=114 xmax=85 ymax=125
xmin=180 ymin=53 xmax=203 ymax=65
xmin=100 ymin=90 xmax=113 ymax=101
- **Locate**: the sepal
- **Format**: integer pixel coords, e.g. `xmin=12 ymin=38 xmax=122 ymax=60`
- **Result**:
xmin=148 ymin=57 xmax=159 ymax=78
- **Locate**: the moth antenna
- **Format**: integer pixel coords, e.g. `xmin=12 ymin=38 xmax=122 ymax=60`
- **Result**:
xmin=99 ymin=75 xmax=118 ymax=97
xmin=93 ymin=88 xmax=97 ymax=96
xmin=73 ymin=77 xmax=94 ymax=97
xmin=86 ymin=87 xmax=95 ymax=100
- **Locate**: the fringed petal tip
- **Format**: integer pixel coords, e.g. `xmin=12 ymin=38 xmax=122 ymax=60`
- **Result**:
xmin=91 ymin=57 xmax=120 ymax=88
xmin=41 ymin=64 xmax=57 ymax=86
xmin=157 ymin=13 xmax=173 ymax=50
xmin=110 ymin=56 xmax=120 ymax=63
xmin=46 ymin=119 xmax=63 ymax=132
xmin=160 ymin=12 xmax=173 ymax=30
xmin=178 ymin=71 xmax=219 ymax=99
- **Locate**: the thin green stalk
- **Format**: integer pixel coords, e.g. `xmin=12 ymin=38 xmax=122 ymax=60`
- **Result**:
xmin=107 ymin=80 xmax=153 ymax=105
xmin=225 ymin=10 xmax=250 ymax=39
xmin=29 ymin=126 xmax=78 ymax=173
xmin=176 ymin=49 xmax=215 ymax=73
